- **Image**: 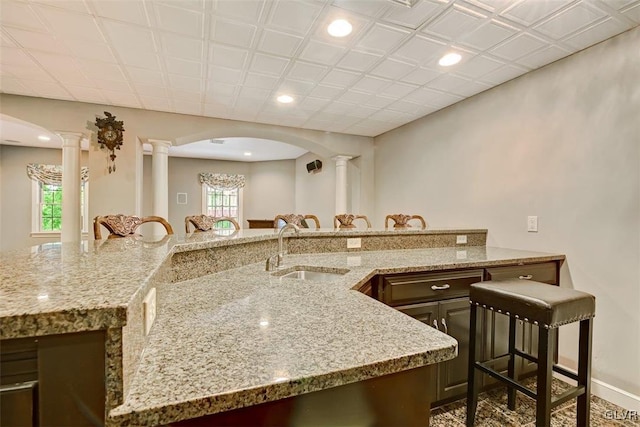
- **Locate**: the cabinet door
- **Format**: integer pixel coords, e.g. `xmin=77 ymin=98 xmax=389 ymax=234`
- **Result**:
xmin=437 ymin=298 xmax=472 ymax=401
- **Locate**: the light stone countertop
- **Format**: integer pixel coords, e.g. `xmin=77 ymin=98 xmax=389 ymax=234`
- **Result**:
xmin=108 ymin=245 xmax=564 ymax=426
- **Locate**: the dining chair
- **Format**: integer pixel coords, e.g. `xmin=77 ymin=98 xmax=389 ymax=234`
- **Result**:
xmin=185 ymin=215 xmax=240 ymax=233
xmin=93 ymin=214 xmax=174 ymax=239
xmin=385 ymin=214 xmax=428 ymax=230
xmin=334 ymin=214 xmax=372 ymax=229
xmin=274 ymin=214 xmax=321 ymax=229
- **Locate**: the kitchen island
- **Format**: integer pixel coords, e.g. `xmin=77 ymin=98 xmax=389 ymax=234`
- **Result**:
xmin=0 ymin=228 xmax=564 ymax=426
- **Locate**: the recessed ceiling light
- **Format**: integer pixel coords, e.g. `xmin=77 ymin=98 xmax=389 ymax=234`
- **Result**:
xmin=244 ymin=152 xmax=252 ymax=156
xmin=439 ymin=52 xmax=462 ymax=67
xmin=327 ymin=19 xmax=352 ymax=37
xmin=38 ymin=135 xmax=51 ymax=141
xmin=277 ymin=94 xmax=294 ymax=104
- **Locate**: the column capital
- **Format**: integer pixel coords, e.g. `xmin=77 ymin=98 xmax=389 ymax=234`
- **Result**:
xmin=332 ymin=155 xmax=353 ymax=164
xmin=148 ymin=139 xmax=172 ymax=148
xmin=55 ymin=132 xmax=84 ymax=147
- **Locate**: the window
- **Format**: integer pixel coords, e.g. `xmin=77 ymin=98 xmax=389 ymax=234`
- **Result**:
xmin=31 ymin=180 xmax=89 ymax=235
xmin=201 ymin=185 xmax=242 ymax=229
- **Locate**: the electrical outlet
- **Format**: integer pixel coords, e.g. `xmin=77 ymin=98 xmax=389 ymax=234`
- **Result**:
xmin=143 ymin=288 xmax=157 ymax=336
xmin=527 ymin=216 xmax=538 ymax=232
xmin=456 ymin=235 xmax=467 ymax=244
xmin=347 ymin=238 xmax=361 ymax=249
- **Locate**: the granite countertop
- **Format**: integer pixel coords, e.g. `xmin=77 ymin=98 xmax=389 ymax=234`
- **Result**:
xmin=108 ymin=245 xmax=564 ymax=426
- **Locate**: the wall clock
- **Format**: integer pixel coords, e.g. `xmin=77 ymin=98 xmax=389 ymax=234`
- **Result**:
xmin=95 ymin=111 xmax=125 ymax=174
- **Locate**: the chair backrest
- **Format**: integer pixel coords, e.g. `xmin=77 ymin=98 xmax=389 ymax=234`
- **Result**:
xmin=185 ymin=215 xmax=240 ymax=233
xmin=334 ymin=214 xmax=371 ymax=229
xmin=274 ymin=214 xmax=321 ymax=229
xmin=384 ymin=214 xmax=428 ymax=230
xmin=93 ymin=214 xmax=174 ymax=239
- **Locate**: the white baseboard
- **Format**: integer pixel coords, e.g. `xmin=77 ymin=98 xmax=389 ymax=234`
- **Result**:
xmin=553 ymin=366 xmax=640 ymax=412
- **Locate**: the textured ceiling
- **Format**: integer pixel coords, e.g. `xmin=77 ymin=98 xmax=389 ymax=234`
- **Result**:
xmin=1 ymin=0 xmax=638 ymax=137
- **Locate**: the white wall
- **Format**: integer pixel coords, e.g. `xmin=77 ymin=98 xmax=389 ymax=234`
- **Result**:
xmin=375 ymin=28 xmax=640 ymax=400
xmin=142 ymin=155 xmax=295 ymax=232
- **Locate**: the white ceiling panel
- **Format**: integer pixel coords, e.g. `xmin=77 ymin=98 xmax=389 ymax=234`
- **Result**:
xmin=0 ymin=0 xmax=636 ymax=142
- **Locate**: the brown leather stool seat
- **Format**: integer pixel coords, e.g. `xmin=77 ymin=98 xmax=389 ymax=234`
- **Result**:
xmin=466 ymin=279 xmax=595 ymax=427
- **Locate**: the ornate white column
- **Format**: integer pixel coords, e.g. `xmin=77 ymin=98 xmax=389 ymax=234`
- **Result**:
xmin=149 ymin=139 xmax=171 ymax=235
xmin=58 ymin=132 xmax=84 ymax=243
xmin=333 ymin=155 xmax=352 ymax=215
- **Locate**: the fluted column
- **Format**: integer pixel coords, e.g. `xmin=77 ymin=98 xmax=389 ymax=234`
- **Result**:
xmin=149 ymin=139 xmax=171 ymax=235
xmin=58 ymin=132 xmax=84 ymax=243
xmin=333 ymin=155 xmax=352 ymax=215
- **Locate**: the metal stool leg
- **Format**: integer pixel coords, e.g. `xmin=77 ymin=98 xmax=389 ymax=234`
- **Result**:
xmin=577 ymin=318 xmax=593 ymax=427
xmin=507 ymin=316 xmax=517 ymax=410
xmin=466 ymin=304 xmax=480 ymax=426
xmin=536 ymin=327 xmax=554 ymax=427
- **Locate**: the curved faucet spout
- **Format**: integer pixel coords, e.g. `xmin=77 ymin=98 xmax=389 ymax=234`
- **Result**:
xmin=278 ymin=223 xmax=300 ymax=265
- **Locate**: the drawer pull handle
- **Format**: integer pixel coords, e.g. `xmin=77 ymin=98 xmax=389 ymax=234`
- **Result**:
xmin=431 ymin=284 xmax=451 ymax=290
xmin=442 ymin=318 xmax=448 ymax=334
xmin=519 ymin=275 xmax=533 ymax=280
xmin=433 ymin=320 xmax=439 ymax=330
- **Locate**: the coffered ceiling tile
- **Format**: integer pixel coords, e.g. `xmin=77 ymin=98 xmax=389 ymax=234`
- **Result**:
xmin=173 ymin=99 xmax=202 ymax=115
xmin=288 ymin=61 xmax=328 ymax=82
xmin=18 ymin=79 xmax=70 ymax=98
xmin=458 ymin=19 xmax=519 ymax=51
xmin=1 ymin=33 xmax=16 ymax=47
xmin=355 ymin=23 xmax=409 ymax=55
xmin=208 ymin=44 xmax=248 ymax=68
xmin=3 ymin=27 xmax=70 ymax=56
xmin=93 ymin=0 xmax=149 ymax=26
xmin=337 ymin=90 xmax=370 ymax=104
xmin=517 ymin=45 xmax=571 ymax=69
xmin=391 ymin=35 xmax=446 ymax=65
xmin=565 ymin=17 xmax=632 ymax=49
xmin=489 ymin=33 xmax=547 ymax=61
xmin=28 ymin=51 xmax=88 ymax=82
xmin=1 ymin=1 xmax=48 ymax=31
xmin=362 ymin=94 xmax=395 ymax=109
xmin=102 ymin=90 xmax=141 ymax=107
xmin=203 ymin=101 xmax=233 ymax=117
xmin=133 ymin=83 xmax=168 ymax=97
xmin=243 ymin=72 xmax=280 ymax=89
xmin=454 ymin=55 xmax=504 ymax=79
xmin=426 ymin=73 xmax=471 ymax=92
xmin=620 ymin=3 xmax=640 ymax=22
xmin=370 ymin=58 xmax=414 ymax=80
xmin=337 ymin=50 xmax=382 ymax=72
xmin=0 ymin=62 xmax=53 ymax=81
xmin=279 ymin=78 xmax=315 ymax=96
xmin=165 ymin=57 xmax=202 ymax=78
xmin=118 ymin=49 xmax=161 ymax=70
xmin=239 ymin=86 xmax=272 ymax=101
xmin=309 ymin=84 xmax=344 ymax=99
xmin=0 ymin=76 xmax=34 ymax=95
xmin=321 ymin=68 xmax=361 ymax=87
xmin=298 ymin=96 xmax=330 ymax=111
xmin=0 ymin=47 xmax=34 ymax=67
xmin=258 ymin=29 xmax=304 ymax=57
xmin=78 ymin=59 xmax=126 ymax=81
xmin=154 ymin=3 xmax=204 ymax=38
xmin=368 ymin=108 xmax=408 ymax=123
xmin=386 ymin=99 xmax=425 ymax=114
xmin=322 ymin=101 xmax=356 ymax=115
xmin=404 ymin=87 xmax=460 ymax=106
xmin=422 ymin=5 xmax=487 ymax=41
xmin=382 ymin=0 xmax=446 ymax=30
xmin=251 ymin=52 xmax=289 ymax=76
xmin=500 ymin=0 xmax=572 ymax=26
xmin=267 ymin=0 xmax=323 ymax=35
xmin=206 ymin=81 xmax=237 ymax=97
xmin=479 ymin=64 xmax=528 ymax=85
xmin=331 ymin=0 xmax=390 ymax=18
xmin=380 ymin=82 xmax=419 ymax=99
xmin=208 ymin=65 xmax=243 ymax=84
xmin=534 ymin=3 xmax=607 ymax=40
xmin=35 ymin=0 xmax=90 ymax=13
xmin=347 ymin=104 xmax=378 ymax=118
xmin=299 ymin=39 xmax=346 ymax=65
xmin=464 ymin=0 xmax=511 ymax=13
xmin=210 ymin=18 xmax=257 ymax=49
xmin=33 ymin=5 xmax=104 ymax=43
xmin=170 ymin=87 xmax=201 ymax=102
xmin=92 ymin=78 xmax=132 ymax=92
xmin=449 ymin=79 xmax=491 ymax=97
xmin=161 ymin=34 xmax=203 ymax=61
xmin=352 ymin=75 xmax=391 ymax=93
xmin=213 ymin=0 xmax=265 ymax=23
xmin=168 ymin=74 xmax=201 ymax=92
xmin=400 ymin=66 xmax=442 ymax=85
xmin=63 ymin=39 xmax=116 ymax=62
xmin=103 ymin=20 xmax=156 ymax=51
xmin=65 ymin=85 xmax=107 ymax=103
xmin=140 ymin=96 xmax=172 ymax=112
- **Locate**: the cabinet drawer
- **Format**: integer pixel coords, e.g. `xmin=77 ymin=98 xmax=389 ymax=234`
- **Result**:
xmin=383 ymin=269 xmax=483 ymax=306
xmin=485 ymin=262 xmax=557 ymax=285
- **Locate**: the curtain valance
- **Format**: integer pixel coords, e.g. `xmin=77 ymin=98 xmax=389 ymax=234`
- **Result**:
xmin=199 ymin=173 xmax=245 ymax=190
xmin=26 ymin=163 xmax=89 ymax=186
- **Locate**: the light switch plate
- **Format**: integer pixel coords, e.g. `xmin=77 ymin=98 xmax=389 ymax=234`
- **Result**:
xmin=527 ymin=216 xmax=538 ymax=232
xmin=347 ymin=238 xmax=361 ymax=249
xmin=456 ymin=235 xmax=467 ymax=244
xmin=143 ymin=288 xmax=157 ymax=336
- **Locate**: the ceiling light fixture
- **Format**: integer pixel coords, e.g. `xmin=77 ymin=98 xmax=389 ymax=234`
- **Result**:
xmin=327 ymin=19 xmax=352 ymax=37
xmin=38 ymin=135 xmax=51 ymax=141
xmin=244 ymin=152 xmax=252 ymax=156
xmin=277 ymin=94 xmax=294 ymax=104
xmin=439 ymin=52 xmax=462 ymax=67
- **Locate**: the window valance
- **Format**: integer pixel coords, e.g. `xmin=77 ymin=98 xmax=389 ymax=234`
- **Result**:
xmin=199 ymin=173 xmax=245 ymax=190
xmin=27 ymin=163 xmax=89 ymax=186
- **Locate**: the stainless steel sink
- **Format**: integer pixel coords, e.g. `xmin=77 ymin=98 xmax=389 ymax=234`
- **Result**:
xmin=275 ymin=267 xmax=349 ymax=282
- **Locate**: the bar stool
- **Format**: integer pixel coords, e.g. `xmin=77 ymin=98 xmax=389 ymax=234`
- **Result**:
xmin=466 ymin=279 xmax=595 ymax=427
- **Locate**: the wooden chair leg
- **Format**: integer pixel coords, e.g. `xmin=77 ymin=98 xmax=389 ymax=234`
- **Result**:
xmin=577 ymin=319 xmax=593 ymax=427
xmin=466 ymin=304 xmax=479 ymax=427
xmin=536 ymin=327 xmax=554 ymax=427
xmin=507 ymin=316 xmax=517 ymax=410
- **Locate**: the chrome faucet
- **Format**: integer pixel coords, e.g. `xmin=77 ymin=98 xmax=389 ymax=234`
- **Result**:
xmin=266 ymin=223 xmax=300 ymax=271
